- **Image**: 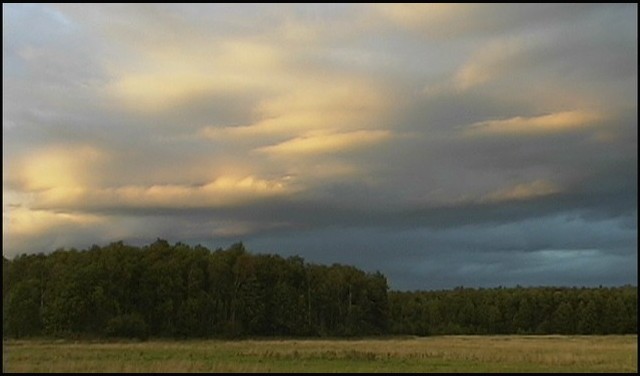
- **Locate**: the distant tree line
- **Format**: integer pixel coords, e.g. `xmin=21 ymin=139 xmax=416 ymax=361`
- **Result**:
xmin=3 ymin=240 xmax=637 ymax=339
xmin=389 ymin=285 xmax=636 ymax=336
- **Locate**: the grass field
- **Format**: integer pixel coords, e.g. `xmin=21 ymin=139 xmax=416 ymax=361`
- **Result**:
xmin=3 ymin=335 xmax=637 ymax=373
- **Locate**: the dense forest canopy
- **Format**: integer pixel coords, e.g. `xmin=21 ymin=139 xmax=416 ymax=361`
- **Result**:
xmin=3 ymin=240 xmax=637 ymax=339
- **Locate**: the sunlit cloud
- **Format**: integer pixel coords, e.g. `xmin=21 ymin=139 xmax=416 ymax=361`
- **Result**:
xmin=108 ymin=39 xmax=289 ymax=112
xmin=36 ymin=175 xmax=296 ymax=211
xmin=4 ymin=206 xmax=105 ymax=238
xmin=200 ymin=79 xmax=389 ymax=140
xmin=10 ymin=145 xmax=107 ymax=192
xmin=374 ymin=3 xmax=474 ymax=37
xmin=454 ymin=39 xmax=522 ymax=91
xmin=256 ymin=130 xmax=392 ymax=156
xmin=7 ymin=143 xmax=296 ymax=212
xmin=464 ymin=110 xmax=603 ymax=136
xmin=211 ymin=220 xmax=293 ymax=238
xmin=423 ymin=37 xmax=524 ymax=95
xmin=482 ymin=180 xmax=561 ymax=203
xmin=373 ymin=4 xmax=603 ymax=40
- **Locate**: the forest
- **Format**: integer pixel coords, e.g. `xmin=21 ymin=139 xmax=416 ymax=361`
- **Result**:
xmin=3 ymin=240 xmax=637 ymax=339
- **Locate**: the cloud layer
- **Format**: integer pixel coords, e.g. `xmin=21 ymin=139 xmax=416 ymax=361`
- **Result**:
xmin=3 ymin=4 xmax=637 ymax=290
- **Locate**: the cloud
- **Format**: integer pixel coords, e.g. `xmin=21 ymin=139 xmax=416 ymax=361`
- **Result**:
xmin=10 ymin=145 xmax=106 ymax=191
xmin=98 ymin=176 xmax=293 ymax=208
xmin=210 ymin=220 xmax=293 ymax=238
xmin=452 ymin=38 xmax=523 ymax=91
xmin=107 ymin=39 xmax=288 ymax=112
xmin=3 ymin=203 xmax=110 ymax=255
xmin=199 ymin=78 xmax=390 ymax=142
xmin=482 ymin=180 xmax=561 ymax=203
xmin=6 ymin=142 xmax=296 ymax=213
xmin=422 ymin=9 xmax=637 ymax=112
xmin=256 ymin=130 xmax=392 ymax=156
xmin=4 ymin=206 xmax=104 ymax=238
xmin=464 ymin=110 xmax=603 ymax=136
xmin=249 ymin=213 xmax=637 ymax=290
xmin=373 ymin=4 xmax=606 ymax=39
xmin=31 ymin=176 xmax=295 ymax=212
xmin=373 ymin=4 xmax=467 ymax=33
xmin=2 ymin=4 xmax=636 ymax=290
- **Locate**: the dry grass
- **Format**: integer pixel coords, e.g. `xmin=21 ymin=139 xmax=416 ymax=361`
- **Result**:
xmin=3 ymin=335 xmax=637 ymax=373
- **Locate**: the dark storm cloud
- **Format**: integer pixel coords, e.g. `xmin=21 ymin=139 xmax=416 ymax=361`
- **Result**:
xmin=246 ymin=213 xmax=636 ymax=290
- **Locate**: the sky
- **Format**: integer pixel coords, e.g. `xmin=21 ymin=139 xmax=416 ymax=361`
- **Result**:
xmin=2 ymin=3 xmax=637 ymax=290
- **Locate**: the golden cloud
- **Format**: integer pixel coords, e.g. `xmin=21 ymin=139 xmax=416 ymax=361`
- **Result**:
xmin=41 ymin=175 xmax=297 ymax=211
xmin=108 ymin=38 xmax=290 ymax=111
xmin=211 ymin=220 xmax=292 ymax=238
xmin=4 ymin=206 xmax=105 ymax=238
xmin=375 ymin=4 xmax=472 ymax=35
xmin=465 ymin=110 xmax=603 ymax=136
xmin=256 ymin=130 xmax=392 ymax=156
xmin=200 ymin=78 xmax=389 ymax=140
xmin=13 ymin=145 xmax=106 ymax=192
xmin=454 ymin=37 xmax=525 ymax=90
xmin=483 ymin=180 xmax=560 ymax=203
xmin=8 ymin=143 xmax=296 ymax=212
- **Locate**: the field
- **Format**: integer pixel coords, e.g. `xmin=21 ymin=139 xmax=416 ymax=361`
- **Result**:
xmin=3 ymin=335 xmax=637 ymax=373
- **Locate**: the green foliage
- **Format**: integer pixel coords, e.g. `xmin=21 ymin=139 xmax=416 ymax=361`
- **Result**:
xmin=5 ymin=279 xmax=43 ymax=337
xmin=3 ymin=240 xmax=637 ymax=339
xmin=105 ymin=313 xmax=149 ymax=340
xmin=388 ymin=286 xmax=637 ymax=336
xmin=3 ymin=240 xmax=389 ymax=339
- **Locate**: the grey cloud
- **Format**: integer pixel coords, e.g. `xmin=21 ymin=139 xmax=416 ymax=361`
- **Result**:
xmin=376 ymin=4 xmax=616 ymax=40
xmin=246 ymin=213 xmax=636 ymax=290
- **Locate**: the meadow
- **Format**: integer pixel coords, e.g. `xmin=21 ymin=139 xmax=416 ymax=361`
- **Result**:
xmin=3 ymin=335 xmax=637 ymax=373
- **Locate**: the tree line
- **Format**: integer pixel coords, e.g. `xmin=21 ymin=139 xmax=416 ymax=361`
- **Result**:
xmin=3 ymin=240 xmax=388 ymax=339
xmin=389 ymin=285 xmax=636 ymax=336
xmin=3 ymin=240 xmax=637 ymax=339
